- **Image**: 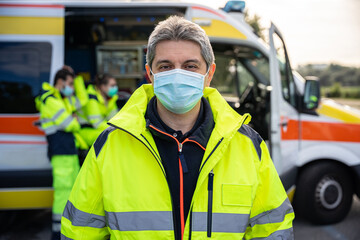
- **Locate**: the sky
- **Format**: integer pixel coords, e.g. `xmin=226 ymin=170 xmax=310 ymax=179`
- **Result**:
xmin=193 ymin=0 xmax=360 ymax=68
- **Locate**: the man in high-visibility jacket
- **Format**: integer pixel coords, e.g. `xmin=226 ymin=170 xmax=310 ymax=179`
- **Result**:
xmin=36 ymin=69 xmax=81 ymax=240
xmin=61 ymin=16 xmax=294 ymax=239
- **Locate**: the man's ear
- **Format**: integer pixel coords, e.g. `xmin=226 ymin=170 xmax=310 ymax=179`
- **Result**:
xmin=205 ymin=63 xmax=216 ymax=87
xmin=145 ymin=64 xmax=154 ymax=84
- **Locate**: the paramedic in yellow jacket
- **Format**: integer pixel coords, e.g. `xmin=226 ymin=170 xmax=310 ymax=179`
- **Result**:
xmin=37 ymin=69 xmax=80 ymax=240
xmin=79 ymin=73 xmax=118 ymax=146
xmin=61 ymin=16 xmax=294 ymax=239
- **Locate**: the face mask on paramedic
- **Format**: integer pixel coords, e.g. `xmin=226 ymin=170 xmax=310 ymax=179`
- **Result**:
xmin=61 ymin=85 xmax=74 ymax=97
xmin=151 ymin=68 xmax=209 ymax=114
xmin=107 ymin=86 xmax=118 ymax=97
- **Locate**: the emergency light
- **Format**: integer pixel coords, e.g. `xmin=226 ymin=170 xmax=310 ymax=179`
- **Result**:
xmin=223 ymin=0 xmax=246 ymax=13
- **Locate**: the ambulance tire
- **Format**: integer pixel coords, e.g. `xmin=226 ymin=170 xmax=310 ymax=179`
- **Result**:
xmin=294 ymin=161 xmax=353 ymax=224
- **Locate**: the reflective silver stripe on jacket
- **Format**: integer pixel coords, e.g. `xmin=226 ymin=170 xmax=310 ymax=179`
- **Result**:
xmin=44 ymin=126 xmax=58 ymax=135
xmin=58 ymin=115 xmax=74 ymax=130
xmin=40 ymin=109 xmax=65 ymax=124
xmin=41 ymin=110 xmax=73 ymax=135
xmin=249 ymin=198 xmax=293 ymax=227
xmin=74 ymin=97 xmax=82 ymax=110
xmin=88 ymin=114 xmax=102 ymax=120
xmin=192 ymin=212 xmax=249 ymax=233
xmin=78 ymin=117 xmax=88 ymax=125
xmin=63 ymin=200 xmax=106 ymax=228
xmin=249 ymin=227 xmax=294 ymax=239
xmin=93 ymin=119 xmax=103 ymax=128
xmin=68 ymin=97 xmax=82 ymax=110
xmin=105 ymin=211 xmax=174 ymax=231
xmin=53 ymin=213 xmax=62 ymax=232
xmin=63 ymin=200 xmax=173 ymax=231
xmin=88 ymin=114 xmax=103 ymax=128
xmin=53 ymin=222 xmax=61 ymax=232
xmin=107 ymin=109 xmax=118 ymax=119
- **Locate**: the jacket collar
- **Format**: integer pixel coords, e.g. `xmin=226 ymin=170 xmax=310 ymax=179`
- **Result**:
xmin=108 ymin=84 xmax=251 ymax=138
xmin=88 ymin=84 xmax=105 ymax=104
xmin=145 ymin=96 xmax=214 ymax=149
xmin=41 ymin=82 xmax=61 ymax=99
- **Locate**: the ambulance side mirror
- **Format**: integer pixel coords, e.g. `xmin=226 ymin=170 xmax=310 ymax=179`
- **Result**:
xmin=303 ymin=77 xmax=320 ymax=111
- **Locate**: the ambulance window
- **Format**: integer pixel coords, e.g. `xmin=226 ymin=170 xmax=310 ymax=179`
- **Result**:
xmin=237 ymin=63 xmax=254 ymax=95
xmin=273 ymin=34 xmax=297 ymax=107
xmin=211 ymin=54 xmax=238 ymax=97
xmin=0 ymin=42 xmax=52 ymax=113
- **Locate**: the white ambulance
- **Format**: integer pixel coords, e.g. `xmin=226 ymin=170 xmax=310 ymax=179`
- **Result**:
xmin=0 ymin=0 xmax=359 ymax=225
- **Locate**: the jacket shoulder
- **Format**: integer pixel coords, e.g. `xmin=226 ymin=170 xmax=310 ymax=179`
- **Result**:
xmin=93 ymin=126 xmax=116 ymax=157
xmin=41 ymin=93 xmax=56 ymax=104
xmin=87 ymin=85 xmax=99 ymax=101
xmin=238 ymin=124 xmax=263 ymax=161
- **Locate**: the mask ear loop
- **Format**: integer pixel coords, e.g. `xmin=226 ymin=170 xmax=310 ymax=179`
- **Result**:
xmin=149 ymin=67 xmax=155 ymax=76
xmin=204 ymin=66 xmax=211 ymax=77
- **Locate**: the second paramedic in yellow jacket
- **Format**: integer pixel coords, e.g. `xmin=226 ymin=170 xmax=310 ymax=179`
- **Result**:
xmin=79 ymin=74 xmax=118 ymax=146
xmin=36 ymin=69 xmax=80 ymax=240
xmin=62 ymin=16 xmax=294 ymax=239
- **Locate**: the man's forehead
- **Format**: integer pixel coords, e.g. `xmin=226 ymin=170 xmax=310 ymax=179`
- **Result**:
xmin=65 ymin=76 xmax=74 ymax=82
xmin=153 ymin=40 xmax=204 ymax=65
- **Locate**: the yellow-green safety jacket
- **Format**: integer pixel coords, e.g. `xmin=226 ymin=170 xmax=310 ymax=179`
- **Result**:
xmin=70 ymin=75 xmax=89 ymax=126
xmin=83 ymin=84 xmax=118 ymax=130
xmin=61 ymin=84 xmax=294 ymax=239
xmin=37 ymin=82 xmax=80 ymax=136
xmin=36 ymin=82 xmax=80 ymax=157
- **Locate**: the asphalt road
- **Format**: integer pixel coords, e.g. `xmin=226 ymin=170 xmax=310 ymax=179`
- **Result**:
xmin=0 ymin=197 xmax=359 ymax=240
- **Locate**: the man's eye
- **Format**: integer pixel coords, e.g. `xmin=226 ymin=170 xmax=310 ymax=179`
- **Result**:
xmin=185 ymin=65 xmax=198 ymax=70
xmin=159 ymin=65 xmax=172 ymax=71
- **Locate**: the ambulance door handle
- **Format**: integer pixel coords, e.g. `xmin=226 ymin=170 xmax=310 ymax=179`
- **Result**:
xmin=280 ymin=121 xmax=288 ymax=127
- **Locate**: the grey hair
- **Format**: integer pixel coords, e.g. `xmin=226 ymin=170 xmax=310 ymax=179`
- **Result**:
xmin=146 ymin=15 xmax=215 ymax=70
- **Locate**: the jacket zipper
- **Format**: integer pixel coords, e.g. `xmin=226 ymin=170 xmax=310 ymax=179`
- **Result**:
xmin=148 ymin=124 xmax=223 ymax=239
xmin=148 ymin=124 xmax=207 ymax=240
xmin=207 ymin=169 xmax=214 ymax=238
xmin=148 ymin=125 xmax=190 ymax=240
xmin=178 ymin=142 xmax=185 ymax=240
xmin=107 ymin=123 xmax=178 ymax=239
xmin=199 ymin=138 xmax=223 ymax=173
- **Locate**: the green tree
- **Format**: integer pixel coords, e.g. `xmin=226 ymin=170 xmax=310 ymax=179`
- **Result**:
xmin=244 ymin=10 xmax=266 ymax=41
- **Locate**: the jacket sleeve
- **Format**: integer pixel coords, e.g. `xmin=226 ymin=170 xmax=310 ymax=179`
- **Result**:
xmin=106 ymin=96 xmax=119 ymax=120
xmin=74 ymin=75 xmax=89 ymax=108
xmin=44 ymin=97 xmax=80 ymax=133
xmin=84 ymin=97 xmax=108 ymax=130
xmin=243 ymin=141 xmax=295 ymax=239
xmin=61 ymin=146 xmax=109 ymax=239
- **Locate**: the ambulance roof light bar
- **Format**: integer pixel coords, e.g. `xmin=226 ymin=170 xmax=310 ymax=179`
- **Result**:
xmin=222 ymin=0 xmax=246 ymax=13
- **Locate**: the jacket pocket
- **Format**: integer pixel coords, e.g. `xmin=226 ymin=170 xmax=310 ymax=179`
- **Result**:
xmin=221 ymin=184 xmax=252 ymax=207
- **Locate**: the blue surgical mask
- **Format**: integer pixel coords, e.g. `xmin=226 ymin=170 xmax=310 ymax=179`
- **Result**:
xmin=61 ymin=85 xmax=74 ymax=97
xmin=152 ymin=68 xmax=208 ymax=114
xmin=107 ymin=86 xmax=118 ymax=97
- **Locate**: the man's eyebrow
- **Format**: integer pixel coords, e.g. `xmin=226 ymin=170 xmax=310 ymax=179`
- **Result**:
xmin=154 ymin=59 xmax=202 ymax=66
xmin=183 ymin=59 xmax=201 ymax=64
xmin=154 ymin=60 xmax=172 ymax=66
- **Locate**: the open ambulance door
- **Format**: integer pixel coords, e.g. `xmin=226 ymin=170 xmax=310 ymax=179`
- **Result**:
xmin=0 ymin=3 xmax=65 ymax=210
xmin=268 ymin=23 xmax=299 ymax=197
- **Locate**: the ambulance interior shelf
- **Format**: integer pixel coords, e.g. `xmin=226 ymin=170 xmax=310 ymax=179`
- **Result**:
xmin=96 ymin=42 xmax=146 ymax=93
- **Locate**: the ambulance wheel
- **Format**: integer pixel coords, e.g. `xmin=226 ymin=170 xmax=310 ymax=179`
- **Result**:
xmin=294 ymin=161 xmax=353 ymax=224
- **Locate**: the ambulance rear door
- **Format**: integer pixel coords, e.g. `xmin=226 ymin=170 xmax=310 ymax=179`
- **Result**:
xmin=0 ymin=2 xmax=64 ymax=209
xmin=268 ymin=23 xmax=300 ymax=193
